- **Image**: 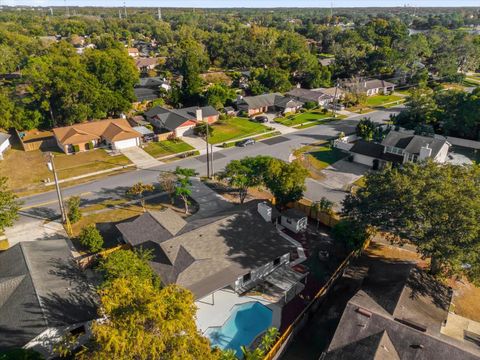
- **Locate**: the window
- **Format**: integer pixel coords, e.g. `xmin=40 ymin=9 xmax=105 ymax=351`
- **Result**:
xmin=386 ymin=146 xmax=404 ymax=155
xmin=273 ymin=257 xmax=281 ymax=266
xmin=243 ymin=273 xmax=251 ymax=283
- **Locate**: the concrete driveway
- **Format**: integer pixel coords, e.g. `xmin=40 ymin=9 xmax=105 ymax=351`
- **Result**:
xmin=320 ymin=159 xmax=370 ymax=191
xmin=121 ymin=146 xmax=162 ymax=169
xmin=4 ymin=215 xmax=68 ymax=247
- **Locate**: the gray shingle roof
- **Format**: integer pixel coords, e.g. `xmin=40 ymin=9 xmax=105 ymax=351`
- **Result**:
xmin=286 ymin=88 xmax=332 ymax=102
xmin=144 ymin=105 xmax=218 ymax=131
xmin=382 ymin=131 xmax=448 ymax=157
xmin=0 ymin=240 xmax=97 ymax=350
xmin=134 ymin=87 xmax=159 ymax=102
xmin=118 ymin=204 xmax=295 ymax=299
xmin=325 ymin=263 xmax=479 ymax=360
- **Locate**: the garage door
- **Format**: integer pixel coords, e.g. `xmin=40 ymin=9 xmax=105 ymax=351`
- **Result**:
xmin=175 ymin=125 xmax=195 ymax=137
xmin=112 ymin=138 xmax=139 ymax=150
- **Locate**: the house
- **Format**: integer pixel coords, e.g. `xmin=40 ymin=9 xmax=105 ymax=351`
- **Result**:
xmin=322 ymin=262 xmax=480 ymax=360
xmin=128 ymin=115 xmax=150 ymax=127
xmin=116 ymin=205 xmax=300 ymax=299
xmin=127 ymin=47 xmax=140 ymax=57
xmin=314 ymin=87 xmax=345 ymax=101
xmin=137 ymin=76 xmax=171 ymax=91
xmin=319 ymin=57 xmax=335 ymax=67
xmin=280 ymin=208 xmax=308 ymax=234
xmin=134 ymin=58 xmax=159 ymax=72
xmin=52 ymin=118 xmax=142 ymax=154
xmin=286 ymin=87 xmax=334 ymax=107
xmin=144 ymin=105 xmax=219 ymax=137
xmin=236 ymin=93 xmax=303 ymax=116
xmin=341 ymin=79 xmax=395 ymax=96
xmin=346 ymin=131 xmax=451 ymax=168
xmin=134 ymin=87 xmax=160 ymax=102
xmin=222 ymin=106 xmax=236 ymax=116
xmin=0 ymin=240 xmax=97 ymax=357
xmin=0 ymin=132 xmax=11 ymax=160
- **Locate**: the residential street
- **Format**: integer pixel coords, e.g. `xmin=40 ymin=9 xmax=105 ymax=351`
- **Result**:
xmin=18 ymin=108 xmax=401 ymax=220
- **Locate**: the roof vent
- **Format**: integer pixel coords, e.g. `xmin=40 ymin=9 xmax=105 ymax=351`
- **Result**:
xmin=410 ymin=344 xmax=424 ymax=349
xmin=356 ymin=307 xmax=372 ymax=318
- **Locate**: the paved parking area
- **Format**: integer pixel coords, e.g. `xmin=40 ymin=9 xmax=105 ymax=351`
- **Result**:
xmin=4 ymin=215 xmax=68 ymax=247
xmin=262 ymin=136 xmax=290 ymax=145
xmin=320 ymin=159 xmax=369 ymax=191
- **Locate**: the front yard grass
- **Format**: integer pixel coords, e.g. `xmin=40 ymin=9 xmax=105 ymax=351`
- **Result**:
xmin=365 ymin=94 xmax=404 ymax=107
xmin=275 ymin=110 xmax=336 ymax=127
xmin=1 ymin=145 xmax=131 ymax=195
xmin=209 ymin=117 xmax=270 ymax=144
xmin=143 ymin=139 xmax=194 ymax=158
xmin=294 ymin=142 xmax=348 ymax=179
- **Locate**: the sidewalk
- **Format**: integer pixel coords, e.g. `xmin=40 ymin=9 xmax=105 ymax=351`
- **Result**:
xmin=182 ymin=134 xmax=223 ymax=155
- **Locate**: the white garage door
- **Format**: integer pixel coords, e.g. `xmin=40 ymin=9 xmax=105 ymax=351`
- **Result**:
xmin=175 ymin=125 xmax=195 ymax=137
xmin=112 ymin=138 xmax=139 ymax=150
xmin=354 ymin=154 xmax=375 ymax=167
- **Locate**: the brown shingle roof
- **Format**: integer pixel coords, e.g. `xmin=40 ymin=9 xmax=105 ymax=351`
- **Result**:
xmin=53 ymin=119 xmax=140 ymax=146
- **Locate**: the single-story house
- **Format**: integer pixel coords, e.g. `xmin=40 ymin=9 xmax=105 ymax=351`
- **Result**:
xmin=319 ymin=57 xmax=335 ymax=67
xmin=53 ymin=118 xmax=142 ymax=154
xmin=137 ymin=76 xmax=171 ymax=92
xmin=134 ymin=87 xmax=159 ymax=102
xmin=286 ymin=87 xmax=334 ymax=107
xmin=236 ymin=93 xmax=303 ymax=116
xmin=0 ymin=132 xmax=11 ymax=160
xmin=322 ymin=262 xmax=480 ymax=359
xmin=342 ymin=79 xmax=395 ymax=96
xmin=134 ymin=57 xmax=159 ymax=72
xmin=223 ymin=106 xmax=236 ymax=116
xmin=0 ymin=240 xmax=98 ymax=357
xmin=280 ymin=208 xmax=308 ymax=234
xmin=127 ymin=47 xmax=140 ymax=57
xmin=144 ymin=105 xmax=219 ymax=137
xmin=347 ymin=131 xmax=451 ymax=168
xmin=314 ymin=87 xmax=345 ymax=101
xmin=116 ymin=204 xmax=301 ymax=299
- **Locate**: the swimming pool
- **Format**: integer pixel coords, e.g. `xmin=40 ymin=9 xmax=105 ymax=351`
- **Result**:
xmin=205 ymin=301 xmax=273 ymax=356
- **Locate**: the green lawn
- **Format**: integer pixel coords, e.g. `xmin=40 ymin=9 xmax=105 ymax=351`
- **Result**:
xmin=143 ymin=139 xmax=194 ymax=158
xmin=308 ymin=146 xmax=348 ymax=169
xmin=209 ymin=117 xmax=270 ymax=144
xmin=275 ymin=110 xmax=336 ymax=127
xmin=365 ymin=94 xmax=404 ymax=107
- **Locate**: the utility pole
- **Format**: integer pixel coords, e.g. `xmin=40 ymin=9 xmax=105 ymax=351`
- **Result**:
xmin=205 ymin=121 xmax=210 ymax=178
xmin=332 ymin=80 xmax=339 ymax=118
xmin=46 ymin=152 xmax=67 ymax=223
xmin=210 ymin=143 xmax=214 ymax=178
xmin=157 ymin=8 xmax=162 ymax=21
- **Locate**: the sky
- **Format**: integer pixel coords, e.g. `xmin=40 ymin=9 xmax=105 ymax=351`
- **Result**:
xmin=8 ymin=0 xmax=480 ymax=8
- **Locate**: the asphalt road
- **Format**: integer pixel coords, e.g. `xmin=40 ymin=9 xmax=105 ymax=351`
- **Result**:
xmin=18 ymin=107 xmax=402 ymax=220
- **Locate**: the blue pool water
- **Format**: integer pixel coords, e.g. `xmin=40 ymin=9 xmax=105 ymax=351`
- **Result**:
xmin=205 ymin=302 xmax=273 ymax=356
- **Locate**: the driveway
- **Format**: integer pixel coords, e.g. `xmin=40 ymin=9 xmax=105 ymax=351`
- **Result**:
xmin=4 ymin=215 xmax=68 ymax=247
xmin=264 ymin=113 xmax=297 ymax=134
xmin=120 ymin=146 xmax=162 ymax=169
xmin=320 ymin=159 xmax=369 ymax=191
xmin=188 ymin=178 xmax=233 ymax=220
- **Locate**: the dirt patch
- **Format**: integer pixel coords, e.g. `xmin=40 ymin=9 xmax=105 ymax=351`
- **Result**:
xmin=203 ymin=179 xmax=273 ymax=204
xmin=446 ymin=277 xmax=480 ymax=322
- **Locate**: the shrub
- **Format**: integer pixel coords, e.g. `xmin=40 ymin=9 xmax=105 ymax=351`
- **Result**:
xmin=72 ymin=144 xmax=80 ymax=153
xmin=78 ymin=225 xmax=104 ymax=253
xmin=66 ymin=196 xmax=82 ymax=223
xmin=219 ymin=113 xmax=228 ymax=121
xmin=303 ymin=101 xmax=317 ymax=110
xmin=332 ymin=220 xmax=369 ymax=251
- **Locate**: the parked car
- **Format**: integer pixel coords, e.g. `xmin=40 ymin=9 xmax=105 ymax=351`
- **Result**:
xmin=251 ymin=115 xmax=268 ymax=123
xmin=236 ymin=138 xmax=256 ymax=147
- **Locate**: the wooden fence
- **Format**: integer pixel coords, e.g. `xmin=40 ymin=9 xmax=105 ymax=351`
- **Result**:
xmin=287 ymin=198 xmax=341 ymax=228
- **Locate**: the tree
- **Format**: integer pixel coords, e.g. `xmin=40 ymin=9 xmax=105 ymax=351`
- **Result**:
xmin=220 ymin=159 xmax=262 ymax=204
xmin=126 ymin=182 xmax=155 ymax=211
xmin=392 ymin=87 xmax=438 ymax=130
xmin=98 ymin=248 xmax=159 ymax=287
xmin=66 ymin=196 xmax=82 ymax=223
xmin=81 ymin=277 xmax=219 ymax=360
xmin=331 ymin=219 xmax=369 ymax=251
xmin=263 ymin=159 xmax=308 ymax=208
xmin=158 ymin=171 xmax=178 ymax=205
xmin=343 ymin=161 xmax=480 ymax=278
xmin=194 ymin=123 xmax=215 ymax=139
xmin=355 ymin=118 xmax=376 ymax=141
xmin=174 ymin=167 xmax=198 ymax=214
xmin=78 ymin=225 xmax=104 ymax=253
xmin=311 ymin=197 xmax=334 ymax=229
xmin=241 ymin=327 xmax=278 ymax=360
xmin=205 ymin=84 xmax=236 ymax=109
xmin=0 ymin=177 xmax=20 ymax=232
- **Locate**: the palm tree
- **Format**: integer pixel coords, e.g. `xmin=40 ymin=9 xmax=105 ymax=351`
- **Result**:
xmin=311 ymin=197 xmax=334 ymax=229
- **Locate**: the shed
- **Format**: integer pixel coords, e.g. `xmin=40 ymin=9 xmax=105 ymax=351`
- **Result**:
xmin=281 ymin=208 xmax=308 ymax=233
xmin=0 ymin=132 xmax=11 ymax=160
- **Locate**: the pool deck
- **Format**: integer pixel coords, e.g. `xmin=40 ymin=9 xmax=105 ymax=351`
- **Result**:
xmin=195 ymin=288 xmax=282 ymax=333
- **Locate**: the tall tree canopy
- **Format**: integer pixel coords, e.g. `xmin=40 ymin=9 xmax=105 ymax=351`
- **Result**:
xmin=343 ymin=161 xmax=480 ymax=280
